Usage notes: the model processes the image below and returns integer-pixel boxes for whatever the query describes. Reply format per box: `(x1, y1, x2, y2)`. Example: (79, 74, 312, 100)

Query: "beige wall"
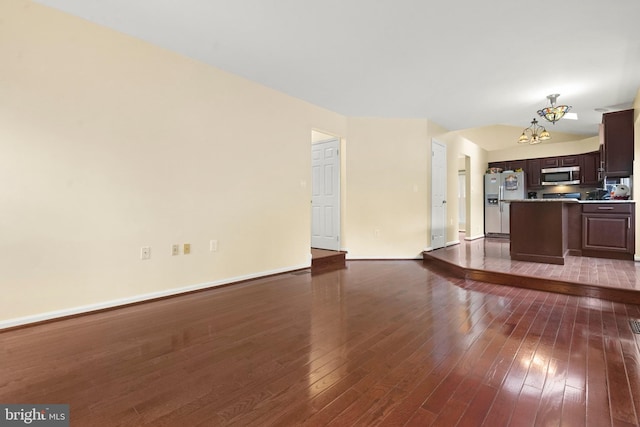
(344, 118, 430, 258)
(437, 133, 488, 242)
(2, 0, 457, 326)
(1, 0, 350, 324)
(2, 0, 635, 327)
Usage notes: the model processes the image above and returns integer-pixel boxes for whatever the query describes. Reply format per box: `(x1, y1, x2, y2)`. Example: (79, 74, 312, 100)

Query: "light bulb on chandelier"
(517, 118, 551, 145)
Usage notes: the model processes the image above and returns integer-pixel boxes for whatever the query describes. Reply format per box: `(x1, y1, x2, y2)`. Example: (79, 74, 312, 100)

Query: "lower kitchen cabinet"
(582, 203, 634, 259)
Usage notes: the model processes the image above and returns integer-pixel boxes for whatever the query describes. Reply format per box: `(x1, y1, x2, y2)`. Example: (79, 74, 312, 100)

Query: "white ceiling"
(34, 0, 640, 146)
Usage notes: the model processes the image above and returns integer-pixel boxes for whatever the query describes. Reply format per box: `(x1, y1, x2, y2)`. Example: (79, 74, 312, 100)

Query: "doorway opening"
(430, 139, 447, 250)
(311, 132, 341, 250)
(310, 130, 345, 273)
(458, 154, 470, 236)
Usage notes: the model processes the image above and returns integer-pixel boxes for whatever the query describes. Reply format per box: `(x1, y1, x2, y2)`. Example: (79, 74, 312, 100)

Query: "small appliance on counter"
(527, 191, 537, 199)
(604, 177, 632, 199)
(611, 184, 630, 199)
(586, 189, 609, 200)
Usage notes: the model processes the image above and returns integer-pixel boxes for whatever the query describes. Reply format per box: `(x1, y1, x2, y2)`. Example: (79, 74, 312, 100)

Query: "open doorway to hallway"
(458, 155, 468, 232)
(310, 130, 346, 272)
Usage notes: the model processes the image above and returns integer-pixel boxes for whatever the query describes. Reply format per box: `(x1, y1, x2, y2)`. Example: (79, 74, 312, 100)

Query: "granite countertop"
(508, 199, 634, 203)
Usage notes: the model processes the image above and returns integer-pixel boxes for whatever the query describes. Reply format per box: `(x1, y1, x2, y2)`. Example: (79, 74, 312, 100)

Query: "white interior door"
(431, 140, 447, 249)
(311, 139, 341, 250)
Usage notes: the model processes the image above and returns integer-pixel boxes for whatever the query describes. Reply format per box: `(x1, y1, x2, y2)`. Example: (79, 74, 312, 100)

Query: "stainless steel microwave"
(541, 166, 580, 186)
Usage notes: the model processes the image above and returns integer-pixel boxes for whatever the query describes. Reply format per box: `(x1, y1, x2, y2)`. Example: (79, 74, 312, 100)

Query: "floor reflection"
(429, 234, 640, 291)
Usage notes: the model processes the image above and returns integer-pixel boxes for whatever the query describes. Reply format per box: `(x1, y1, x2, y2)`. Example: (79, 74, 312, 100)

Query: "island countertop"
(509, 199, 635, 265)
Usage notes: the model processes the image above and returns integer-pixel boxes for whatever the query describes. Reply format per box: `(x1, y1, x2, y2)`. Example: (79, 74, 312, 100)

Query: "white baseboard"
(0, 263, 310, 330)
(464, 234, 485, 241)
(634, 255, 640, 262)
(423, 247, 433, 252)
(446, 240, 460, 247)
(346, 255, 424, 260)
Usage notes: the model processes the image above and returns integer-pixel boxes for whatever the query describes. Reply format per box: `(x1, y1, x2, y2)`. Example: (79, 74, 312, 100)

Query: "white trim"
(634, 255, 640, 262)
(446, 240, 460, 247)
(464, 234, 485, 241)
(0, 263, 310, 330)
(423, 247, 433, 252)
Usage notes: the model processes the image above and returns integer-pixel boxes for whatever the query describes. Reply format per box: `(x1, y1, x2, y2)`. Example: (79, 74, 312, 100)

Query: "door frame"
(430, 139, 447, 250)
(311, 135, 342, 251)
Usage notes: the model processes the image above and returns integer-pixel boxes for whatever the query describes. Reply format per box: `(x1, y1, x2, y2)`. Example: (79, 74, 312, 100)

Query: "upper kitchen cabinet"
(601, 109, 634, 178)
(487, 160, 526, 171)
(559, 155, 580, 167)
(506, 160, 527, 171)
(580, 151, 601, 186)
(526, 158, 542, 189)
(540, 157, 559, 168)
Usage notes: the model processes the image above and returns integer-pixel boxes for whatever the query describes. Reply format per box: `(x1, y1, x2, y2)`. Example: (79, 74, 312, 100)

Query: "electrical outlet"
(171, 244, 179, 256)
(183, 243, 191, 255)
(140, 246, 151, 260)
(210, 240, 218, 252)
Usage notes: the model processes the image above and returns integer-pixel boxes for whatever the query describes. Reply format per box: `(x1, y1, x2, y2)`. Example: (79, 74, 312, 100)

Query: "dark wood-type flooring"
(424, 236, 640, 304)
(311, 248, 346, 274)
(2, 260, 640, 426)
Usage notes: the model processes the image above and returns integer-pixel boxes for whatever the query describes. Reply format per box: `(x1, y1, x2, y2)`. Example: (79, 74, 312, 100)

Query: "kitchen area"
(485, 109, 635, 264)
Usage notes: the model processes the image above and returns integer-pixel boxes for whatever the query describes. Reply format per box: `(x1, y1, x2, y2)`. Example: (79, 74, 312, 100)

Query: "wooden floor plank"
(2, 260, 640, 426)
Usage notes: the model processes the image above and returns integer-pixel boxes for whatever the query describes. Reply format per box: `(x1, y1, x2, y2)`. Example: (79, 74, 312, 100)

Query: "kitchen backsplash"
(528, 186, 602, 200)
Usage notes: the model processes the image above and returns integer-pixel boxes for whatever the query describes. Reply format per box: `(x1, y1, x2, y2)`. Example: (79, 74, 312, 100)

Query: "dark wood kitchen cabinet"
(560, 155, 580, 167)
(506, 160, 526, 171)
(580, 151, 601, 186)
(487, 161, 506, 171)
(540, 157, 559, 168)
(601, 109, 634, 178)
(487, 160, 526, 171)
(582, 203, 634, 260)
(538, 155, 579, 169)
(526, 158, 542, 189)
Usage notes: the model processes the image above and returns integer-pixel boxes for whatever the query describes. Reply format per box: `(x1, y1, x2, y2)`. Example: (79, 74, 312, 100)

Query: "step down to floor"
(423, 250, 640, 305)
(311, 249, 347, 274)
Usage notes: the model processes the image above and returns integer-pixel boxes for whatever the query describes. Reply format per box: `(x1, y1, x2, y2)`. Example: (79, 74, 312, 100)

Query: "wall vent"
(629, 319, 640, 334)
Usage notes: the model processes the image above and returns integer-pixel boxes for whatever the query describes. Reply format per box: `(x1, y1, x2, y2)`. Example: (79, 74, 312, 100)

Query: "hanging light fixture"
(518, 118, 551, 144)
(537, 94, 571, 124)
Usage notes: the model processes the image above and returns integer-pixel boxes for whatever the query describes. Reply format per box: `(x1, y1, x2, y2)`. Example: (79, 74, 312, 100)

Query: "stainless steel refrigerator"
(484, 171, 526, 237)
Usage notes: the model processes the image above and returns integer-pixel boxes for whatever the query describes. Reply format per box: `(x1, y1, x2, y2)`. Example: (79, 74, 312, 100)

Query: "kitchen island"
(510, 199, 635, 264)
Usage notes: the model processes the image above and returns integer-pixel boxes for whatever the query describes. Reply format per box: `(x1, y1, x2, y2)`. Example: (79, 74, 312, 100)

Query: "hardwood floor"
(311, 248, 347, 274)
(2, 260, 640, 426)
(424, 236, 640, 304)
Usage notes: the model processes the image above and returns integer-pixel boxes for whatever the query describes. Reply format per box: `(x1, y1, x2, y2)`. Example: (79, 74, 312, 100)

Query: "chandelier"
(518, 118, 551, 144)
(537, 94, 571, 124)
